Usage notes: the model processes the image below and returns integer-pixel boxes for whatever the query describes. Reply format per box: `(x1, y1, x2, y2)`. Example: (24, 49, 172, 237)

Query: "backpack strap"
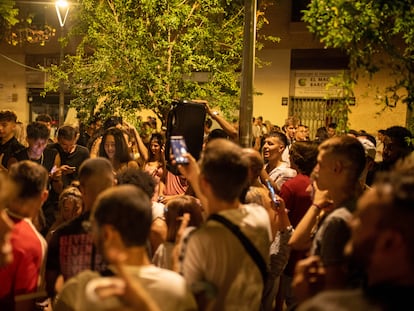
(208, 213, 268, 283)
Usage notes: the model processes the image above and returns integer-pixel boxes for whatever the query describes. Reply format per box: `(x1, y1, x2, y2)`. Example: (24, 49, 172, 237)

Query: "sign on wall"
(293, 70, 344, 97)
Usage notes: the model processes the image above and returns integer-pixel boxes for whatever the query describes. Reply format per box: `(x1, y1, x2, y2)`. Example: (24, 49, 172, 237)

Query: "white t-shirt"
(180, 204, 272, 311)
(54, 265, 197, 311)
(266, 161, 297, 191)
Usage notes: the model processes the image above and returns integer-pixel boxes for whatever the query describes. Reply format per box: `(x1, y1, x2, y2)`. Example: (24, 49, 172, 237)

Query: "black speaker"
(165, 100, 206, 175)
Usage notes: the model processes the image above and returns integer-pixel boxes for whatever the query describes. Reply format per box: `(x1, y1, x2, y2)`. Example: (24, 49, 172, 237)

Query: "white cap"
(358, 137, 376, 160)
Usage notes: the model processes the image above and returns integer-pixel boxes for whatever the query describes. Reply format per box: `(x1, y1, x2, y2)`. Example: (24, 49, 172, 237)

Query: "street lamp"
(55, 0, 70, 126)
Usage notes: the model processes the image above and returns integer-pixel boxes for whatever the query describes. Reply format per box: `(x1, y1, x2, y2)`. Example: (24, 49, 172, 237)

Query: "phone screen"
(265, 179, 280, 208)
(170, 136, 189, 165)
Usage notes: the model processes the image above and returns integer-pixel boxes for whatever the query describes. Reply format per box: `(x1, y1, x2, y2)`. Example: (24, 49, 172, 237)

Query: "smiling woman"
(99, 127, 138, 173)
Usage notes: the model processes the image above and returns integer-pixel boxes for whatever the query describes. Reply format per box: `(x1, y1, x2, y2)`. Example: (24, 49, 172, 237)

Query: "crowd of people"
(0, 106, 414, 311)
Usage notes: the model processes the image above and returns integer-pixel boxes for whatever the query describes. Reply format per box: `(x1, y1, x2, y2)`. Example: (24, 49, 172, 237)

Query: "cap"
(358, 137, 376, 160)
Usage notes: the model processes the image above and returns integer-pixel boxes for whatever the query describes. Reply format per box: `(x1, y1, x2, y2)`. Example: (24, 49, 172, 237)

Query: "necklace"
(27, 150, 44, 166)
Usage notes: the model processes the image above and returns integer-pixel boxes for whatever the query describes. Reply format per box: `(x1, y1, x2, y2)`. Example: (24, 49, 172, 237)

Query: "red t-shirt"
(0, 217, 47, 306)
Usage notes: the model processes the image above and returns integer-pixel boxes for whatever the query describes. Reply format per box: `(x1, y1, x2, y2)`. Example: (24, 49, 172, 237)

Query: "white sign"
(294, 70, 344, 97)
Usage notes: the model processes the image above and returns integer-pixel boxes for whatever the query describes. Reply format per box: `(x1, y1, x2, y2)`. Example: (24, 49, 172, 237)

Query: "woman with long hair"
(99, 127, 139, 172)
(144, 133, 166, 201)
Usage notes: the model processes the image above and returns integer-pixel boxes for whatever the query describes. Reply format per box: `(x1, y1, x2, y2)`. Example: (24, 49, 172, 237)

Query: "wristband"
(312, 203, 323, 210)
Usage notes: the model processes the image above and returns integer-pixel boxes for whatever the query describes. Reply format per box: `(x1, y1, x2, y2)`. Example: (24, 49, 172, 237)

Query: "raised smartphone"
(265, 179, 280, 208)
(170, 135, 190, 165)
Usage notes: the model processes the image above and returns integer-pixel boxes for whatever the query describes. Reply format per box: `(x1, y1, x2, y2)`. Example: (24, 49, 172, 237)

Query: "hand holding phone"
(265, 179, 280, 209)
(170, 136, 189, 165)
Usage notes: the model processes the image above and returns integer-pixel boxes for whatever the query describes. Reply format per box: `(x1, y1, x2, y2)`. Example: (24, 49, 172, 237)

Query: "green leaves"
(43, 0, 277, 124)
(304, 0, 414, 108)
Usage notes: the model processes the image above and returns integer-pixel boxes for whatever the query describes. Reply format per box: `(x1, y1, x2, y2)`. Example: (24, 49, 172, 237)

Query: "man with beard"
(293, 154, 414, 310)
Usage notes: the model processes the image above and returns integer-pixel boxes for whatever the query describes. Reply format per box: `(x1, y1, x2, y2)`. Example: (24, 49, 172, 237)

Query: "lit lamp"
(55, 0, 70, 126)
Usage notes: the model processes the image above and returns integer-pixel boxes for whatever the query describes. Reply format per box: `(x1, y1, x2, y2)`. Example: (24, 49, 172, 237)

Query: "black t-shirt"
(13, 147, 58, 172)
(46, 212, 107, 281)
(0, 136, 25, 168)
(47, 143, 90, 187)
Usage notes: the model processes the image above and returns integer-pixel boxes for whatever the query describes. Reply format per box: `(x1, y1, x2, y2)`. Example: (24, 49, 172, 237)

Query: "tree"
(44, 0, 277, 125)
(0, 0, 19, 41)
(303, 0, 414, 130)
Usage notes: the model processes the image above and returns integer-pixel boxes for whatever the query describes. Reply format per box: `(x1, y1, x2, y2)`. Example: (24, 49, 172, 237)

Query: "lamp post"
(55, 0, 70, 126)
(238, 0, 257, 147)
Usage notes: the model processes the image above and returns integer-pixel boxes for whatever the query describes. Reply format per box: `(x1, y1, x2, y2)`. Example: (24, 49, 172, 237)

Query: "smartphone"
(265, 179, 280, 208)
(170, 135, 189, 165)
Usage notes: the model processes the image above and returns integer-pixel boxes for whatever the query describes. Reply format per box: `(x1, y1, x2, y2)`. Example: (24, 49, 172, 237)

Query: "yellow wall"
(351, 70, 408, 134)
(254, 49, 291, 128)
(0, 53, 29, 124)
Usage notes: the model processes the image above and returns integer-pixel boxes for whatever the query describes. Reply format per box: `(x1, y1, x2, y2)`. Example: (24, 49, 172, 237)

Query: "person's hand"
(60, 164, 76, 175)
(292, 255, 325, 303)
(173, 153, 200, 185)
(50, 165, 63, 180)
(308, 181, 334, 212)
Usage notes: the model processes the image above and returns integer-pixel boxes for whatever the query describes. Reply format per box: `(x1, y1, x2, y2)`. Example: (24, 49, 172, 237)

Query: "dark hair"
(363, 133, 377, 147)
(205, 118, 213, 129)
(103, 116, 122, 130)
(8, 160, 49, 199)
(206, 128, 229, 142)
(315, 126, 329, 143)
(328, 122, 337, 129)
(347, 129, 360, 137)
(319, 135, 366, 183)
(26, 122, 50, 140)
(290, 141, 319, 176)
(99, 127, 131, 164)
(57, 125, 78, 140)
(35, 113, 52, 124)
(116, 167, 156, 198)
(384, 126, 413, 150)
(0, 110, 17, 122)
(200, 139, 249, 202)
(267, 131, 288, 147)
(164, 195, 203, 242)
(147, 133, 166, 170)
(93, 185, 152, 246)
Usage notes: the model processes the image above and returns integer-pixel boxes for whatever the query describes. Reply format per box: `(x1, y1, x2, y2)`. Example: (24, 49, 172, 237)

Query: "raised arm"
(176, 153, 208, 214)
(124, 121, 149, 162)
(193, 100, 238, 141)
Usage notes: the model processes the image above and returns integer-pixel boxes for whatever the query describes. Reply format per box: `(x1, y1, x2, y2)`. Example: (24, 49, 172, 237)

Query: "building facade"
(0, 0, 409, 138)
